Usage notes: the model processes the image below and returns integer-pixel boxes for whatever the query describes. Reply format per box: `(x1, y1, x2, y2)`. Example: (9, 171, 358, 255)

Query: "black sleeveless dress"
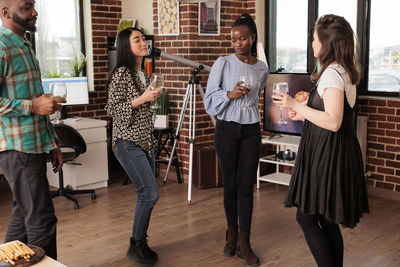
(284, 83, 369, 228)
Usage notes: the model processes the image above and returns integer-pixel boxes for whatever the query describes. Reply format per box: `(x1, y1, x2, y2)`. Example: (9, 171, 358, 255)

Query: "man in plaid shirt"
(0, 0, 65, 259)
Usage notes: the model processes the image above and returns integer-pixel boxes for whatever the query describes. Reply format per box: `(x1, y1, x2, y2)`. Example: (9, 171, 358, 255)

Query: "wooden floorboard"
(0, 171, 399, 267)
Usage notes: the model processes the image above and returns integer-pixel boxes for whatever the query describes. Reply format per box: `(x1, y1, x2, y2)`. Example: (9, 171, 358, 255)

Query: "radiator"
(357, 115, 368, 172)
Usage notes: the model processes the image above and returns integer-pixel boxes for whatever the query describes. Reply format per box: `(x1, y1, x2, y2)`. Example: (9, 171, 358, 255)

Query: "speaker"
(277, 149, 296, 161)
(192, 144, 222, 189)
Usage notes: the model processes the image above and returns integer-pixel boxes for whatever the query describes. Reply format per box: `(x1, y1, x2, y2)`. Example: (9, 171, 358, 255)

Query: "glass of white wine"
(150, 73, 164, 110)
(50, 82, 67, 124)
(272, 82, 289, 125)
(240, 75, 253, 109)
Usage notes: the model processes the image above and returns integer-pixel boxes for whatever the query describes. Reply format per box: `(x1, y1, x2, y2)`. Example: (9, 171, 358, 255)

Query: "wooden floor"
(0, 171, 399, 267)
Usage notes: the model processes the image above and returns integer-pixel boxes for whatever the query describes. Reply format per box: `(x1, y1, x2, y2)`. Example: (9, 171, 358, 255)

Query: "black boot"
(144, 241, 158, 261)
(237, 233, 260, 266)
(223, 225, 238, 256)
(126, 239, 155, 266)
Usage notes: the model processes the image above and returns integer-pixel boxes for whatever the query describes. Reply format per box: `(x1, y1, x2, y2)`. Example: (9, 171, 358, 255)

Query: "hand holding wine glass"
(239, 75, 253, 109)
(272, 82, 289, 124)
(150, 73, 164, 109)
(50, 82, 67, 124)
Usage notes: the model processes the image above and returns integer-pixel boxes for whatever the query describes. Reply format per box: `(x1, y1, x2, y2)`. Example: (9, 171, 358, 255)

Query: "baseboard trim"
(368, 186, 400, 202)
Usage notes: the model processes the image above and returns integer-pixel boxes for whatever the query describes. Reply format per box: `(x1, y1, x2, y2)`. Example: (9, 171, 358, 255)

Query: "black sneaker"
(144, 242, 158, 261)
(126, 240, 154, 266)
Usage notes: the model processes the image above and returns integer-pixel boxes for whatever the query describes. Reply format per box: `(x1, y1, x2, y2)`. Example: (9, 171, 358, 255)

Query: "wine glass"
(150, 73, 164, 110)
(50, 82, 67, 124)
(272, 82, 289, 125)
(240, 75, 253, 109)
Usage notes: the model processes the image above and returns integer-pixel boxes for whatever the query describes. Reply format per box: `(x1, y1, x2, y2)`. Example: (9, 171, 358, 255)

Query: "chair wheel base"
(91, 193, 97, 200)
(73, 203, 79, 210)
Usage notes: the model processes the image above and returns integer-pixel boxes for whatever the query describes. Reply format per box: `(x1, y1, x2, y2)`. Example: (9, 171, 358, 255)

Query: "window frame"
(265, 0, 399, 97)
(78, 0, 86, 76)
(33, 0, 86, 77)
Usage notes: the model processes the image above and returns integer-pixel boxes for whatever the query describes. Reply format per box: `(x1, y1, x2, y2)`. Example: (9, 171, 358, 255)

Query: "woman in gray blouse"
(204, 14, 269, 266)
(105, 28, 161, 266)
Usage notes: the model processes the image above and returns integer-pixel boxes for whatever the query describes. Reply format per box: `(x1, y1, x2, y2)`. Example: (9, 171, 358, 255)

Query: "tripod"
(163, 66, 215, 204)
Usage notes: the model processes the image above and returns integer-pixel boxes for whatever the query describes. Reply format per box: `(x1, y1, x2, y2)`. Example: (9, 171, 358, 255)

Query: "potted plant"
(154, 90, 169, 129)
(71, 55, 86, 77)
(43, 69, 64, 78)
(41, 53, 89, 107)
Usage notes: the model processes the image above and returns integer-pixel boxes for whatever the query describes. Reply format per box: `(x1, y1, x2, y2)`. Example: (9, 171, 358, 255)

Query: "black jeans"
(0, 151, 58, 259)
(214, 120, 261, 234)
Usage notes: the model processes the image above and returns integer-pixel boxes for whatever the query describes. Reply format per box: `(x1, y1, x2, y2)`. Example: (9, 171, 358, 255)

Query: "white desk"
(47, 117, 109, 190)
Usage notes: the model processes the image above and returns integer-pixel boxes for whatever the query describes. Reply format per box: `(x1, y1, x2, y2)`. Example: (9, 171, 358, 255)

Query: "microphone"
(148, 46, 211, 73)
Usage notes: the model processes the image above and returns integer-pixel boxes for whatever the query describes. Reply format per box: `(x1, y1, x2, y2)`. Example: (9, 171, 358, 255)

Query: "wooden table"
(0, 242, 66, 267)
(31, 256, 66, 267)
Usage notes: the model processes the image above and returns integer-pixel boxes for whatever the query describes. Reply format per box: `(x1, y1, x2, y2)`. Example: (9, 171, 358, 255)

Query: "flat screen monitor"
(42, 77, 89, 105)
(264, 73, 316, 136)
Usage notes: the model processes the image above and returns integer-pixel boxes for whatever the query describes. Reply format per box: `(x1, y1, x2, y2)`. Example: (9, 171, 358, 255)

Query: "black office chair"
(48, 123, 96, 209)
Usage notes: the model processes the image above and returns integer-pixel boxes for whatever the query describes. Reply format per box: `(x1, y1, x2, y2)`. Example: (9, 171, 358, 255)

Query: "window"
(266, 0, 400, 95)
(367, 0, 400, 93)
(318, 0, 357, 32)
(35, 0, 84, 78)
(267, 0, 308, 73)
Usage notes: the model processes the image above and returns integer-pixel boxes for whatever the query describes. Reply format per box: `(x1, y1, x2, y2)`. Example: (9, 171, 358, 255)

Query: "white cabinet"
(47, 117, 109, 190)
(257, 136, 300, 188)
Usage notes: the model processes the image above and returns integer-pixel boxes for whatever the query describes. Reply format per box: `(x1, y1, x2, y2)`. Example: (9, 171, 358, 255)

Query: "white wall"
(255, 0, 265, 47)
(121, 0, 154, 35)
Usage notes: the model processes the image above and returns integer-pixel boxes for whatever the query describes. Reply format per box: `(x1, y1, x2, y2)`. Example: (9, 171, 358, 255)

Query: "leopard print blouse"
(105, 66, 157, 156)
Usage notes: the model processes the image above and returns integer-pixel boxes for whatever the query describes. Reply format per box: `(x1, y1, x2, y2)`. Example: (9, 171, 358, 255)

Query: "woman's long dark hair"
(114, 27, 144, 72)
(312, 14, 361, 85)
(106, 27, 144, 88)
(232, 13, 258, 58)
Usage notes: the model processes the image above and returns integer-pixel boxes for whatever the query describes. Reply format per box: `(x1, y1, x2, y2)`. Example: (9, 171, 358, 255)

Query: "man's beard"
(12, 13, 36, 32)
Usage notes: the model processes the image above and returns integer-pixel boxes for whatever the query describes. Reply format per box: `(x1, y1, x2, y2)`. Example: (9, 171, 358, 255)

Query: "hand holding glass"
(239, 75, 253, 109)
(272, 82, 289, 125)
(150, 73, 164, 110)
(50, 82, 67, 124)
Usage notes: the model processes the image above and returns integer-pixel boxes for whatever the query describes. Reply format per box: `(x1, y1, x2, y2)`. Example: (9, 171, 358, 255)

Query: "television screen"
(42, 77, 89, 105)
(263, 73, 315, 136)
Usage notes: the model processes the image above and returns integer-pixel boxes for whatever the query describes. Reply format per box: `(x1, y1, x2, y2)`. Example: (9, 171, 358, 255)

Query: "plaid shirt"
(0, 26, 57, 153)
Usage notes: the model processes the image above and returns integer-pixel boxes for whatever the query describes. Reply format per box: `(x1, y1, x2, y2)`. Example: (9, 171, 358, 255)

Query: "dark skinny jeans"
(214, 119, 261, 234)
(113, 139, 159, 242)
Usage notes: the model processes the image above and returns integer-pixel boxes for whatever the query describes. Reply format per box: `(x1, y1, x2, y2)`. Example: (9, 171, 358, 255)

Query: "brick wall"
(153, 0, 256, 172)
(67, 0, 399, 193)
(359, 97, 400, 193)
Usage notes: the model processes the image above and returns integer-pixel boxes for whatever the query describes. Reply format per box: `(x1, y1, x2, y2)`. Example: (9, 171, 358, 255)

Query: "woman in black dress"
(272, 14, 369, 267)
